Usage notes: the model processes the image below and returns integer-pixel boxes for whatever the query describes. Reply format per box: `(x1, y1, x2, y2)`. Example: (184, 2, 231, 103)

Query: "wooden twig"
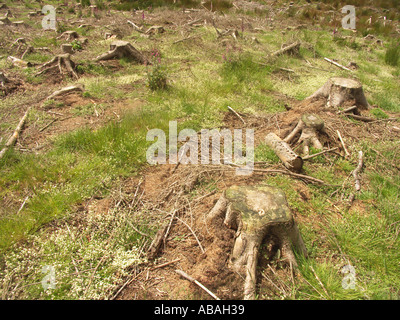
(151, 258, 181, 270)
(302, 147, 338, 160)
(39, 118, 57, 132)
(0, 107, 30, 160)
(45, 84, 85, 101)
(174, 216, 205, 254)
(352, 151, 363, 192)
(175, 269, 220, 300)
(271, 41, 300, 57)
(337, 105, 357, 114)
(227, 106, 246, 124)
(16, 196, 29, 214)
(324, 57, 353, 72)
(337, 130, 350, 158)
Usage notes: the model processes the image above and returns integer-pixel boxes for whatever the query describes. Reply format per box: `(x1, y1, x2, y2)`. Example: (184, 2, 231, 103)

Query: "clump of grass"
(370, 107, 389, 119)
(384, 43, 400, 67)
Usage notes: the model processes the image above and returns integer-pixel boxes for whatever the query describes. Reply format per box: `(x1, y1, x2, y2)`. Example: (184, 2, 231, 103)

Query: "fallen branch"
(227, 106, 246, 124)
(175, 269, 220, 300)
(337, 105, 357, 114)
(0, 107, 30, 159)
(271, 41, 300, 57)
(324, 57, 353, 72)
(127, 20, 144, 33)
(45, 84, 85, 101)
(337, 130, 350, 158)
(352, 150, 363, 192)
(151, 258, 181, 270)
(302, 147, 338, 160)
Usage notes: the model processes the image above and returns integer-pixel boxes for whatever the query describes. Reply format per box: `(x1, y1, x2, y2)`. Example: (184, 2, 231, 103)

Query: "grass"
(1, 1, 400, 300)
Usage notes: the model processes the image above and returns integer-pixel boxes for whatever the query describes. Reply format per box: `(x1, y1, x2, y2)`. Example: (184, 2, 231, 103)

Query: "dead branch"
(227, 106, 246, 125)
(0, 107, 31, 159)
(45, 83, 85, 101)
(352, 151, 363, 192)
(324, 57, 353, 72)
(151, 258, 181, 270)
(271, 41, 300, 57)
(302, 147, 338, 160)
(175, 269, 220, 300)
(127, 20, 144, 33)
(337, 130, 350, 158)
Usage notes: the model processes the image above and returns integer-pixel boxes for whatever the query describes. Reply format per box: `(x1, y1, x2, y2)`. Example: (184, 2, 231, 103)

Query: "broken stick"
(0, 107, 31, 159)
(175, 269, 220, 300)
(227, 106, 246, 124)
(324, 57, 353, 72)
(337, 130, 350, 158)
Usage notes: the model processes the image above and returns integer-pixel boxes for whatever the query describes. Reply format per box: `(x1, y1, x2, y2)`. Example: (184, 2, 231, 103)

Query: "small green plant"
(146, 49, 168, 91)
(71, 40, 83, 51)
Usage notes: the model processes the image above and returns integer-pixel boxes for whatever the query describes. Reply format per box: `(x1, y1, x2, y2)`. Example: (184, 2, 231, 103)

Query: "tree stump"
(94, 40, 147, 64)
(284, 114, 325, 156)
(307, 77, 370, 112)
(56, 31, 79, 41)
(207, 185, 307, 300)
(61, 44, 74, 54)
(36, 53, 78, 79)
(265, 132, 303, 172)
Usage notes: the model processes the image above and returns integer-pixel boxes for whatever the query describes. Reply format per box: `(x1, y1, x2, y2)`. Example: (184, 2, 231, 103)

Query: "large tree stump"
(284, 114, 325, 156)
(36, 53, 78, 79)
(306, 77, 370, 111)
(94, 40, 147, 64)
(265, 132, 303, 172)
(207, 185, 307, 300)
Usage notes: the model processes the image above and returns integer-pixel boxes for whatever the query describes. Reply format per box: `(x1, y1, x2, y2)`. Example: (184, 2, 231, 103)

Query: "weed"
(146, 49, 168, 91)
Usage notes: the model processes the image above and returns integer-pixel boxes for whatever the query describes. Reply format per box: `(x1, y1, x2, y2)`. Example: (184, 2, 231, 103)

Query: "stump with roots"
(56, 31, 79, 41)
(207, 185, 307, 300)
(94, 40, 147, 64)
(36, 53, 78, 79)
(284, 114, 325, 156)
(306, 77, 370, 112)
